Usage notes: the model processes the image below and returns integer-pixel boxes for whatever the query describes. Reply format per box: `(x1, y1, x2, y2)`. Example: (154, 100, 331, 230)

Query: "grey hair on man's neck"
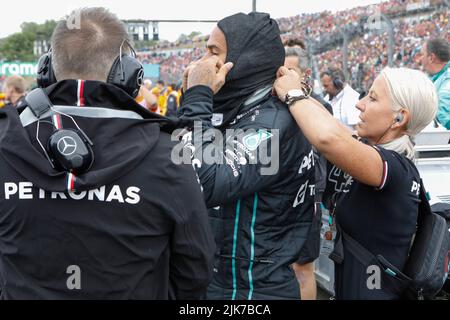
(285, 47, 310, 71)
(51, 7, 131, 82)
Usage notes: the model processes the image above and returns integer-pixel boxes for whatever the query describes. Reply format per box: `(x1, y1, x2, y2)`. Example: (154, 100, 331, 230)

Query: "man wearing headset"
(0, 7, 215, 299)
(320, 68, 360, 131)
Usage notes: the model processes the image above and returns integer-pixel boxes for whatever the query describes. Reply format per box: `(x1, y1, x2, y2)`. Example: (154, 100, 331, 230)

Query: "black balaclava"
(213, 12, 285, 127)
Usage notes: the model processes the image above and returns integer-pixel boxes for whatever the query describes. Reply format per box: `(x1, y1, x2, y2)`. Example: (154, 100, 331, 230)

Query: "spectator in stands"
(156, 80, 165, 92)
(165, 83, 179, 118)
(321, 68, 361, 130)
(419, 38, 450, 129)
(153, 80, 167, 115)
(143, 79, 152, 90)
(136, 85, 158, 111)
(3, 75, 27, 108)
(0, 92, 6, 108)
(284, 42, 333, 300)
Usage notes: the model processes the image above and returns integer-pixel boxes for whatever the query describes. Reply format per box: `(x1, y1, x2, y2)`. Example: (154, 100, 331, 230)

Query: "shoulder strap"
(337, 224, 376, 267)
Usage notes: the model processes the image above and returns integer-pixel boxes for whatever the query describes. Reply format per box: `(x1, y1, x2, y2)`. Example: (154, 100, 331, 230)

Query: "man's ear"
(429, 52, 437, 64)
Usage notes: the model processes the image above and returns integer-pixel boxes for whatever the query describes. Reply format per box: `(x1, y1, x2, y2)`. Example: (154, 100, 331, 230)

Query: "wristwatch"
(285, 89, 308, 107)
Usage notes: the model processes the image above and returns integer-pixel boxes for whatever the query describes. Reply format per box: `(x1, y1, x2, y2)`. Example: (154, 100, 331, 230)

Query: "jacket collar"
(430, 61, 450, 82)
(43, 79, 160, 120)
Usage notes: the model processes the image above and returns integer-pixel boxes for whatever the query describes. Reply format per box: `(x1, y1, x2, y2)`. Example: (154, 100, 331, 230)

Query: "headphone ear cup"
(333, 75, 344, 90)
(107, 55, 123, 84)
(107, 54, 143, 98)
(333, 79, 342, 90)
(47, 129, 94, 173)
(37, 53, 57, 88)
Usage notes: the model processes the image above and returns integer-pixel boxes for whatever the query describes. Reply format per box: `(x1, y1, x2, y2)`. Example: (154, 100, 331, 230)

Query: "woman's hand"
(273, 66, 307, 102)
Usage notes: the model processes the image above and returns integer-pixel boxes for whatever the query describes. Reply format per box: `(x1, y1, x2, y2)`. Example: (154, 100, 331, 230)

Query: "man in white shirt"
(321, 68, 360, 130)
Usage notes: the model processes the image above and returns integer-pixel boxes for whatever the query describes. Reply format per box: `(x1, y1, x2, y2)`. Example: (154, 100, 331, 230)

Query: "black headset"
(36, 50, 57, 89)
(25, 88, 94, 174)
(37, 40, 144, 98)
(324, 68, 345, 91)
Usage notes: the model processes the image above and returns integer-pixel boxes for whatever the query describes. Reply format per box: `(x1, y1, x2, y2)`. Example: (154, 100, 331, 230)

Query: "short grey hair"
(51, 7, 131, 82)
(426, 38, 450, 63)
(285, 47, 310, 72)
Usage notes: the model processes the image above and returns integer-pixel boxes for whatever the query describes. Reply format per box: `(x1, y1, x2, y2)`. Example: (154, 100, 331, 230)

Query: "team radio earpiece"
(375, 112, 404, 145)
(36, 40, 144, 98)
(395, 113, 404, 123)
(25, 88, 94, 174)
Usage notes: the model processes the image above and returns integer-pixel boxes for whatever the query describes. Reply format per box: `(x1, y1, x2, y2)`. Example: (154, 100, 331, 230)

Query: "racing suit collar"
(228, 85, 273, 126)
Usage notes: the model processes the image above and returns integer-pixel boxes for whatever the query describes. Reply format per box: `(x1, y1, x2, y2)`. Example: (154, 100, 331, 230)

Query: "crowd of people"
(140, 0, 448, 92)
(316, 9, 449, 92)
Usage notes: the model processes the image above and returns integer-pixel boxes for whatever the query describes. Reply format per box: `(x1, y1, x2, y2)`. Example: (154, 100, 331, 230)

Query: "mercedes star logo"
(57, 136, 78, 156)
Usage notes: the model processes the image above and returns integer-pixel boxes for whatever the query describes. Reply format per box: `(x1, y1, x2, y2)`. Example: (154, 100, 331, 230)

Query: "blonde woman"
(273, 67, 438, 299)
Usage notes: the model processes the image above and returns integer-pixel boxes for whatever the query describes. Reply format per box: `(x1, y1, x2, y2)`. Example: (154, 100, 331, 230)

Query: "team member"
(0, 7, 214, 299)
(321, 68, 360, 130)
(273, 66, 437, 299)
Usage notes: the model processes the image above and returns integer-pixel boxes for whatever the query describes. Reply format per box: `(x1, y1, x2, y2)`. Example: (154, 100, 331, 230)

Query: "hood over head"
(213, 12, 285, 127)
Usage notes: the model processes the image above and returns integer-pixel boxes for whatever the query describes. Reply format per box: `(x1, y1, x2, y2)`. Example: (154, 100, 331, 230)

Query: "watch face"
(287, 89, 304, 97)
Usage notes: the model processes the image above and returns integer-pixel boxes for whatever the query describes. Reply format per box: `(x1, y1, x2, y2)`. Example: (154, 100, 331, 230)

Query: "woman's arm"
(274, 67, 384, 187)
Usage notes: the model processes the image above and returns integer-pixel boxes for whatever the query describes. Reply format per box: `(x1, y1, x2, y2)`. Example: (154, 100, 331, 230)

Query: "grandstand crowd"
(1, 0, 448, 116)
(137, 0, 448, 93)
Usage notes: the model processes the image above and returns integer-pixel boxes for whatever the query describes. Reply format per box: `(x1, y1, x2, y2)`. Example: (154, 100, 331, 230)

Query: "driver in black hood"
(212, 12, 285, 127)
(179, 12, 316, 300)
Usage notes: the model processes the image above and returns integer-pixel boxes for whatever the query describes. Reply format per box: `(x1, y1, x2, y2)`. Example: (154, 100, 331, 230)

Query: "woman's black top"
(325, 146, 420, 299)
